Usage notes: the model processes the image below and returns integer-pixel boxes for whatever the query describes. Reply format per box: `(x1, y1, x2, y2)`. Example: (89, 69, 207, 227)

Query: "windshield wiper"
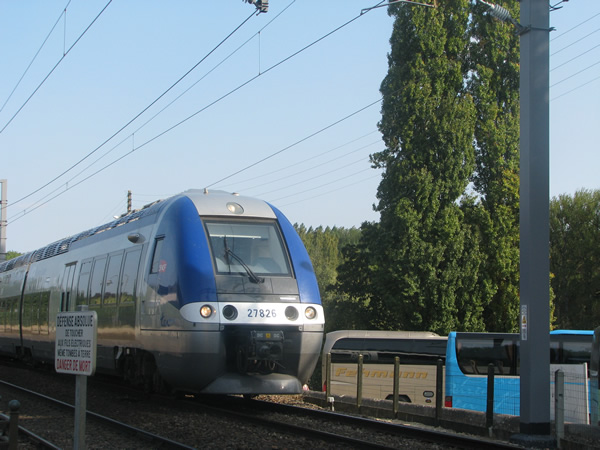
(223, 237, 264, 284)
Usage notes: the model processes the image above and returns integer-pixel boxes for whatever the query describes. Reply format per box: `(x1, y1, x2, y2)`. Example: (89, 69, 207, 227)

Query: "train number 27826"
(247, 308, 276, 318)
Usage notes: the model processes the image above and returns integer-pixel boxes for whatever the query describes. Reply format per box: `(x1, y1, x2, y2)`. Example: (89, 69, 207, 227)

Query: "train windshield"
(205, 221, 291, 277)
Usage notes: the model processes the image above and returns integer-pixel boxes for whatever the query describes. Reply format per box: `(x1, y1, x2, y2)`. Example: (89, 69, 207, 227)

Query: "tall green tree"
(465, 0, 521, 332)
(295, 224, 366, 331)
(550, 189, 600, 329)
(337, 0, 485, 334)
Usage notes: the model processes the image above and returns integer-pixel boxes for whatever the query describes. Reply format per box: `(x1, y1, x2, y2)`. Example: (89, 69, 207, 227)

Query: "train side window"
(150, 238, 164, 274)
(89, 257, 107, 306)
(76, 260, 92, 306)
(103, 252, 123, 306)
(120, 248, 141, 304)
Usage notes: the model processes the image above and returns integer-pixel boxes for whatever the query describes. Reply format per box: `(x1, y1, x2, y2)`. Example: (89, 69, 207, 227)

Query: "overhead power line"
(551, 74, 600, 101)
(551, 11, 600, 42)
(233, 139, 381, 192)
(277, 172, 381, 210)
(0, 0, 113, 135)
(551, 27, 600, 56)
(205, 99, 382, 188)
(7, 8, 258, 212)
(550, 59, 600, 88)
(7, 2, 381, 225)
(0, 0, 73, 115)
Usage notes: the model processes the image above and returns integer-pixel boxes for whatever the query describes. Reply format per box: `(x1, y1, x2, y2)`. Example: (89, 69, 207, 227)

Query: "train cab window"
(205, 221, 291, 277)
(89, 257, 107, 306)
(151, 238, 164, 274)
(103, 252, 123, 306)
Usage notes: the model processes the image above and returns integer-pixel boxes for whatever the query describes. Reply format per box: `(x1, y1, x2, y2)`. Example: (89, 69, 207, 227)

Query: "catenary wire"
(268, 167, 374, 203)
(0, 0, 72, 115)
(0, 0, 113, 135)
(551, 27, 600, 56)
(11, 2, 382, 224)
(551, 74, 600, 101)
(7, 94, 381, 227)
(551, 11, 600, 42)
(205, 99, 381, 188)
(236, 142, 382, 193)
(550, 42, 600, 72)
(255, 155, 378, 198)
(7, 1, 384, 225)
(110, 0, 298, 162)
(277, 173, 381, 210)
(217, 130, 380, 189)
(6, 8, 258, 211)
(550, 59, 600, 88)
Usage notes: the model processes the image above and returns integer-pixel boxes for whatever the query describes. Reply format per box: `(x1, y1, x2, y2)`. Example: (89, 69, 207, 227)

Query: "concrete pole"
(518, 0, 551, 439)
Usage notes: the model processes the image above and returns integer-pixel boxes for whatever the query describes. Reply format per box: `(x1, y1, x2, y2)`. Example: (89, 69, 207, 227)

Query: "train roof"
(184, 189, 276, 218)
(0, 189, 276, 274)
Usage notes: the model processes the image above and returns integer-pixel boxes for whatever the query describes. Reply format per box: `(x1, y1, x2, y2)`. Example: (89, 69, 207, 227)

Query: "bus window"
(455, 336, 519, 375)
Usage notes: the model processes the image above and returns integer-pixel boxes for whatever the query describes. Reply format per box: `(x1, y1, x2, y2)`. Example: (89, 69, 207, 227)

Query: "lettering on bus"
(335, 367, 428, 379)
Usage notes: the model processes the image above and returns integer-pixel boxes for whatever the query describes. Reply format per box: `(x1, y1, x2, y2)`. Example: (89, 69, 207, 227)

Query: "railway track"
(0, 362, 524, 449)
(0, 377, 194, 449)
(195, 395, 524, 450)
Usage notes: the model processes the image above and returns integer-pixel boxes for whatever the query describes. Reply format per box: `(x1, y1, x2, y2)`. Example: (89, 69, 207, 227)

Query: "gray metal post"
(326, 353, 334, 411)
(74, 374, 87, 450)
(357, 354, 363, 411)
(393, 356, 399, 417)
(486, 363, 495, 433)
(518, 0, 551, 438)
(0, 179, 6, 262)
(436, 358, 443, 425)
(8, 400, 19, 450)
(555, 370, 565, 448)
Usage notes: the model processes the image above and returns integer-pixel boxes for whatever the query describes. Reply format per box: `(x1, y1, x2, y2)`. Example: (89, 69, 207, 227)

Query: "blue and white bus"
(444, 330, 593, 416)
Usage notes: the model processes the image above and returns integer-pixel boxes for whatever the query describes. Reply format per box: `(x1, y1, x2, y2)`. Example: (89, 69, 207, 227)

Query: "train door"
(60, 263, 77, 312)
(142, 237, 164, 327)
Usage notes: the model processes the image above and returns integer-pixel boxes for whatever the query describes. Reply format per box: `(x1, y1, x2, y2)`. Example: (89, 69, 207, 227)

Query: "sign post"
(55, 309, 97, 449)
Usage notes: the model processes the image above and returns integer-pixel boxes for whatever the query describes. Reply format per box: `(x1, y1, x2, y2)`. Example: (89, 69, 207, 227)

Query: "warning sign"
(520, 305, 528, 341)
(55, 311, 97, 376)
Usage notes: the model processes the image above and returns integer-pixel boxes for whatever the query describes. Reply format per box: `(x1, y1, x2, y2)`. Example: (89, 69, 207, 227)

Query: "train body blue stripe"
(270, 205, 321, 305)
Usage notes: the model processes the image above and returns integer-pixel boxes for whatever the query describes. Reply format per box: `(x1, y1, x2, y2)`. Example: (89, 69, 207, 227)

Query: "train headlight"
(304, 306, 317, 320)
(222, 305, 238, 320)
(226, 202, 244, 214)
(200, 305, 214, 319)
(285, 306, 299, 321)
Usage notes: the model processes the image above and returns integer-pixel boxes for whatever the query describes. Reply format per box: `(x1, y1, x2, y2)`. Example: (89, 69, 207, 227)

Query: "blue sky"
(1, 1, 598, 253)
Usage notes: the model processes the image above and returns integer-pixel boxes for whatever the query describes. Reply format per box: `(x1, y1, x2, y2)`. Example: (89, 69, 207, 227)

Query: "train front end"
(157, 190, 324, 395)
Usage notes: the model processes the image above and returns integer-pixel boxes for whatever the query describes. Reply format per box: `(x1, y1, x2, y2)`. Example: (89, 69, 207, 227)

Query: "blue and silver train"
(0, 189, 324, 394)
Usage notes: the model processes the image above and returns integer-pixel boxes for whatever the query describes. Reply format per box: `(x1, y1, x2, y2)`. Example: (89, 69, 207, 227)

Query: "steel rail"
(0, 379, 194, 449)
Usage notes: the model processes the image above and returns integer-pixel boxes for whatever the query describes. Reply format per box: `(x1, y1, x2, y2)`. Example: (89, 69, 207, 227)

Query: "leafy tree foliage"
(465, 0, 521, 332)
(294, 224, 364, 332)
(5, 251, 20, 260)
(550, 189, 600, 329)
(336, 1, 486, 334)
